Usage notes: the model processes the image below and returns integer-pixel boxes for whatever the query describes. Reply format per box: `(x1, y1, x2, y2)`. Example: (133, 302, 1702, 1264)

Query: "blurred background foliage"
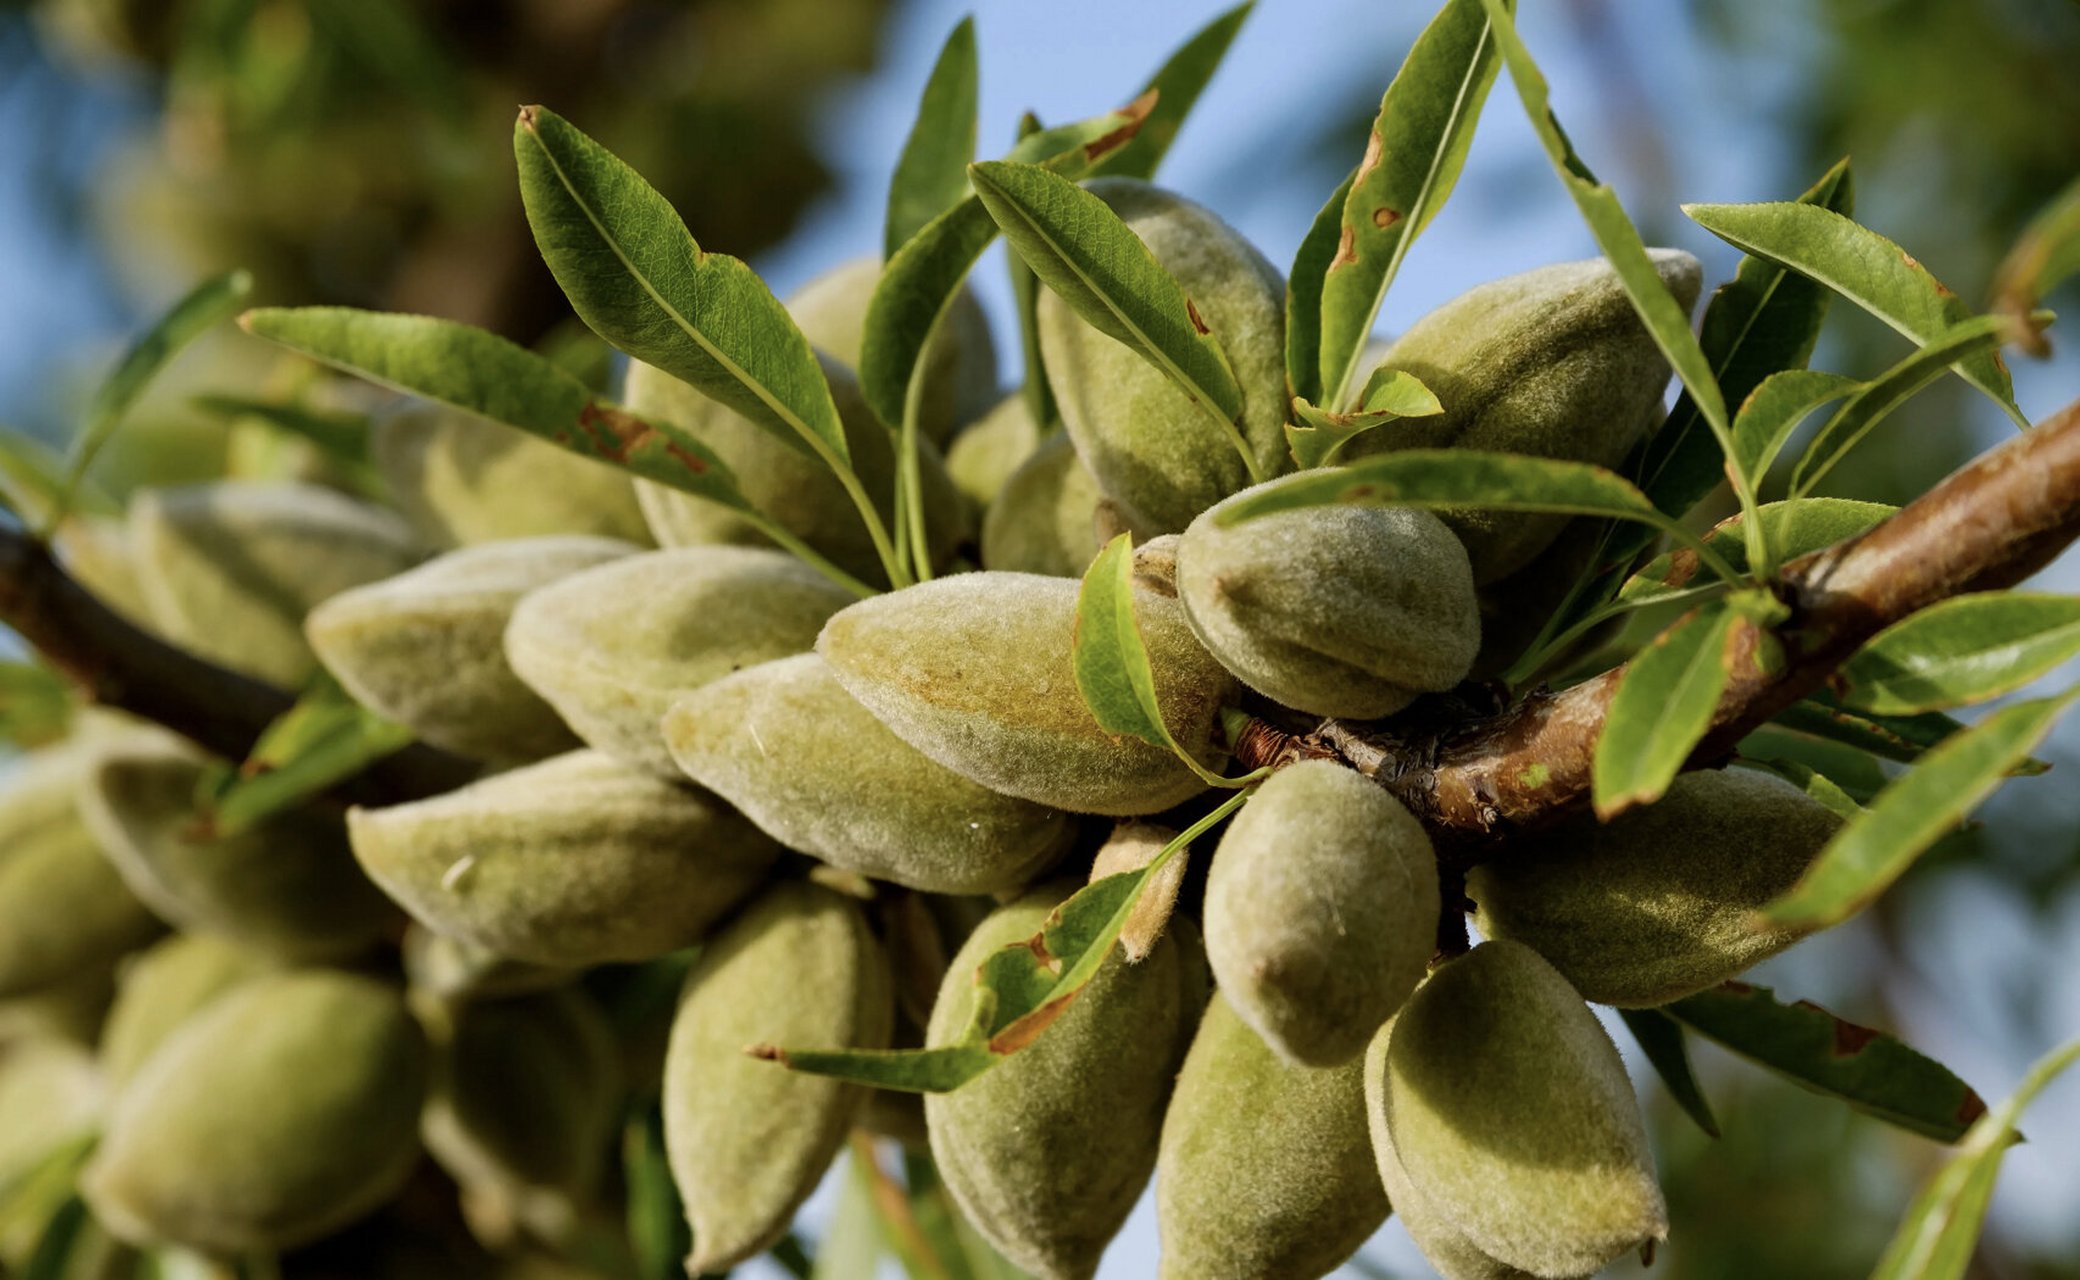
(0, 0, 2077, 1276)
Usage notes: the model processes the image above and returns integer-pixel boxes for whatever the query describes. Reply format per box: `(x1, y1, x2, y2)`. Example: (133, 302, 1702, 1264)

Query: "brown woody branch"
(0, 526, 477, 806)
(1237, 395, 2080, 854)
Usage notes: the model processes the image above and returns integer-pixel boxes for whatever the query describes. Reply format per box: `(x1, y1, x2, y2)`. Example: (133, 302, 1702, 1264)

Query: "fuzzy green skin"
(817, 572, 1236, 816)
(1156, 992, 1386, 1280)
(83, 972, 427, 1255)
(77, 737, 399, 962)
(1090, 821, 1185, 963)
(0, 747, 161, 998)
(1470, 768, 1845, 1007)
(372, 406, 654, 550)
(1204, 760, 1439, 1067)
(662, 653, 1074, 894)
(1347, 251, 1702, 583)
(423, 987, 621, 1206)
(926, 884, 1199, 1280)
(99, 933, 276, 1088)
(504, 545, 855, 778)
(1178, 493, 1481, 718)
(400, 926, 570, 1003)
(129, 481, 422, 687)
(346, 750, 780, 967)
(1039, 177, 1289, 534)
(979, 429, 1105, 577)
(1379, 941, 1666, 1278)
(0, 1039, 103, 1196)
(785, 256, 999, 446)
(1363, 1022, 1540, 1280)
(947, 393, 1045, 508)
(308, 536, 637, 762)
(626, 355, 969, 585)
(664, 880, 893, 1272)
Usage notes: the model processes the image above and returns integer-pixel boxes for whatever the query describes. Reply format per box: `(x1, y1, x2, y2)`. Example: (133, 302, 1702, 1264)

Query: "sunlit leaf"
(885, 17, 979, 260)
(1592, 601, 1743, 818)
(1104, 1, 1254, 182)
(1838, 592, 2080, 715)
(1727, 369, 1859, 494)
(1283, 370, 1441, 470)
(199, 673, 415, 836)
(1286, 167, 1356, 408)
(1618, 498, 1895, 603)
(1738, 756, 1868, 821)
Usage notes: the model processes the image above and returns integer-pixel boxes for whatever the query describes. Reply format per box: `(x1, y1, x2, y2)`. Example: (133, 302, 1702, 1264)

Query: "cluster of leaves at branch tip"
(925, 881, 1204, 1280)
(662, 653, 1075, 895)
(664, 880, 892, 1273)
(1367, 941, 1668, 1279)
(1156, 991, 1387, 1280)
(979, 429, 1108, 577)
(817, 570, 1237, 815)
(1178, 489, 1480, 717)
(344, 750, 780, 968)
(1470, 767, 1846, 1006)
(1207, 760, 1441, 1065)
(305, 535, 639, 762)
(81, 971, 428, 1256)
(1039, 178, 1291, 533)
(97, 932, 276, 1087)
(502, 545, 857, 778)
(1349, 251, 1702, 583)
(946, 391, 1047, 507)
(79, 732, 402, 961)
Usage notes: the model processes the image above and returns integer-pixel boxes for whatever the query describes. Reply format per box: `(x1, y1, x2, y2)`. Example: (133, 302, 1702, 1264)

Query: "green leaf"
(1838, 592, 2080, 716)
(1728, 369, 1860, 494)
(513, 106, 851, 468)
(623, 1105, 691, 1280)
(0, 659, 74, 748)
(1618, 1007, 1720, 1139)
(0, 429, 119, 526)
(1592, 601, 1744, 818)
(1682, 200, 2028, 428)
(1790, 315, 2020, 497)
(1284, 370, 1442, 469)
(1871, 1037, 2080, 1280)
(759, 793, 1249, 1093)
(810, 1154, 884, 1280)
(1285, 167, 1357, 407)
(198, 673, 415, 837)
(1738, 757, 1869, 821)
(1104, 1, 1254, 182)
(1990, 172, 2080, 356)
(21, 1196, 88, 1280)
(1072, 533, 1178, 752)
(1735, 726, 1889, 804)
(190, 393, 373, 465)
(885, 17, 979, 260)
(1668, 982, 1989, 1144)
(1618, 498, 1895, 602)
(1009, 113, 1058, 434)
(50, 269, 253, 532)
(900, 1152, 1028, 1280)
(1756, 688, 2080, 931)
(1316, 0, 1507, 406)
(970, 160, 1254, 475)
(861, 97, 1154, 432)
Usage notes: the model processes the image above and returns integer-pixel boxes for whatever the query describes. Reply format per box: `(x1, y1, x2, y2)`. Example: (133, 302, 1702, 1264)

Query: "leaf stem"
(739, 511, 880, 599)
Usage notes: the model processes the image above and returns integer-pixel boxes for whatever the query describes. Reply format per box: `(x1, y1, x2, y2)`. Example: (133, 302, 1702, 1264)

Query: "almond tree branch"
(0, 526, 478, 805)
(1236, 395, 2080, 854)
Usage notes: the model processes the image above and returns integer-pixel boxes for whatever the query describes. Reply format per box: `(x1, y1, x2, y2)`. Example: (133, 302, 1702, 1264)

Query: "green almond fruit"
(99, 932, 276, 1088)
(1205, 760, 1438, 1066)
(662, 653, 1074, 894)
(373, 405, 654, 549)
(1130, 533, 1180, 597)
(626, 354, 969, 585)
(925, 882, 1200, 1280)
(1375, 940, 1666, 1277)
(1156, 992, 1387, 1280)
(946, 393, 1046, 508)
(402, 926, 572, 1003)
(1089, 820, 1184, 963)
(0, 1037, 103, 1194)
(1470, 768, 1845, 1007)
(0, 747, 162, 998)
(505, 545, 856, 777)
(308, 536, 639, 762)
(78, 737, 400, 962)
(1038, 177, 1289, 534)
(129, 481, 422, 687)
(82, 971, 427, 1255)
(347, 750, 779, 967)
(818, 571, 1236, 816)
(1346, 251, 1702, 583)
(1178, 491, 1481, 718)
(665, 880, 892, 1271)
(979, 429, 1106, 577)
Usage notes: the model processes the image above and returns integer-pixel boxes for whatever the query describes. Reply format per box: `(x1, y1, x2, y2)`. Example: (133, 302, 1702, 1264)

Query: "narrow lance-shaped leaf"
(1684, 199, 2029, 428)
(1316, 0, 1507, 406)
(1284, 368, 1442, 469)
(1757, 687, 2080, 931)
(1769, 695, 2048, 777)
(1668, 982, 1989, 1144)
(1989, 172, 2080, 356)
(1618, 1008, 1720, 1140)
(1104, 0, 1254, 182)
(1618, 498, 1895, 604)
(1727, 369, 1860, 495)
(1286, 166, 1357, 407)
(199, 672, 415, 836)
(1871, 1037, 2080, 1280)
(0, 429, 119, 527)
(622, 1106, 690, 1280)
(884, 16, 979, 260)
(1791, 315, 2029, 496)
(1736, 727, 1890, 803)
(1740, 757, 1868, 822)
(1838, 592, 2080, 716)
(49, 269, 252, 532)
(1592, 600, 1746, 819)
(1008, 112, 1058, 432)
